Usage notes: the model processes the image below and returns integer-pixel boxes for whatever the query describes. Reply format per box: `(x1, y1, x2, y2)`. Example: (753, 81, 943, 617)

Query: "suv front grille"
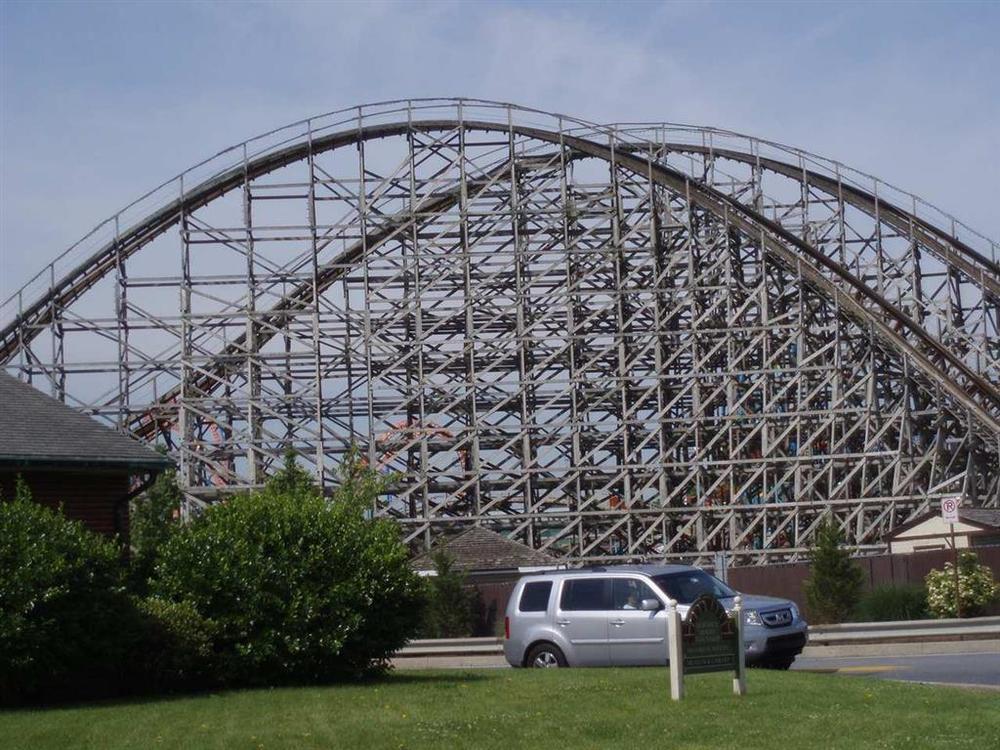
(761, 608, 793, 628)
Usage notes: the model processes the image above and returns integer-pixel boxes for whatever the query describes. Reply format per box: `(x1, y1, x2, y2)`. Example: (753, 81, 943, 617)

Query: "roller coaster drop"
(2, 99, 998, 564)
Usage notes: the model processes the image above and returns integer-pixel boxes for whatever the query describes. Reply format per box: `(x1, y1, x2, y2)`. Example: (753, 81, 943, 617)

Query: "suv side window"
(560, 578, 611, 611)
(519, 581, 553, 612)
(612, 578, 659, 610)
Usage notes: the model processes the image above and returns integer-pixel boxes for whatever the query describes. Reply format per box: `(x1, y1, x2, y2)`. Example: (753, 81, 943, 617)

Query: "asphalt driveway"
(792, 651, 1000, 688)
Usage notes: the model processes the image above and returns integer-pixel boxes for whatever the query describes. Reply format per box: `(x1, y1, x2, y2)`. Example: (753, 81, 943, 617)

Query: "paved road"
(792, 651, 1000, 688)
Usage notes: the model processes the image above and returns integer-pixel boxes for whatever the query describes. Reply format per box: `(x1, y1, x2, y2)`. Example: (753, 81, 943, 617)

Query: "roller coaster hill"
(2, 99, 997, 566)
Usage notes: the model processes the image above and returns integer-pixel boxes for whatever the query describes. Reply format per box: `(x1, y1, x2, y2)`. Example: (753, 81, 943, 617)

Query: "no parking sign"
(940, 496, 960, 524)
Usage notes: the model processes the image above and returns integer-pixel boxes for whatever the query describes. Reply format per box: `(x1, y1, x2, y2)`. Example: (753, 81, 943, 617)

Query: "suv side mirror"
(640, 598, 662, 611)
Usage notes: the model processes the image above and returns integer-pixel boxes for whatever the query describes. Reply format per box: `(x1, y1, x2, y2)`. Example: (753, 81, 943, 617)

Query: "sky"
(1, 0, 998, 304)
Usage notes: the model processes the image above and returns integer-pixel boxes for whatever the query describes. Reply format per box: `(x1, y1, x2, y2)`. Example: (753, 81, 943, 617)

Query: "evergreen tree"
(422, 549, 476, 638)
(267, 449, 317, 495)
(803, 516, 864, 623)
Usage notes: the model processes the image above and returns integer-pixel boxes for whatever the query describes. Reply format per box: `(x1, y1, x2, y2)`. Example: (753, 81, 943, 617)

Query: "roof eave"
(0, 455, 174, 472)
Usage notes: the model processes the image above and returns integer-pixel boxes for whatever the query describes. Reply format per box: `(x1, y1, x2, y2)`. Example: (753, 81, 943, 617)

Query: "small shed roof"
(956, 508, 1000, 529)
(886, 507, 1000, 538)
(411, 526, 560, 573)
(0, 373, 172, 471)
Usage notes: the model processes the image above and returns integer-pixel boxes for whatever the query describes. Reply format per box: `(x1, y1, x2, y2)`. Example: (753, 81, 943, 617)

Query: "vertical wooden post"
(733, 595, 747, 696)
(950, 523, 962, 618)
(667, 597, 683, 701)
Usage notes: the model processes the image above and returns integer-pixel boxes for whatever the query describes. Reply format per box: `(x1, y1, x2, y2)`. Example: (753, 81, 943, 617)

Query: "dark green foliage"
(0, 479, 133, 703)
(151, 451, 425, 686)
(803, 517, 865, 623)
(3, 452, 427, 702)
(127, 597, 217, 692)
(267, 448, 318, 495)
(129, 469, 182, 593)
(854, 584, 929, 622)
(420, 550, 477, 638)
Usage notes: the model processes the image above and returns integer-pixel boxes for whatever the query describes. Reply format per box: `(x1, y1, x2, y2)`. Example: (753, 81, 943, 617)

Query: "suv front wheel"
(526, 643, 567, 668)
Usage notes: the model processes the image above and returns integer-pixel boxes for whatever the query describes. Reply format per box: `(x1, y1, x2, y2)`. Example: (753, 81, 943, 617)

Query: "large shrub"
(854, 584, 929, 622)
(420, 550, 477, 638)
(129, 468, 182, 593)
(151, 452, 425, 686)
(127, 597, 217, 693)
(803, 517, 864, 623)
(0, 479, 133, 703)
(925, 551, 999, 619)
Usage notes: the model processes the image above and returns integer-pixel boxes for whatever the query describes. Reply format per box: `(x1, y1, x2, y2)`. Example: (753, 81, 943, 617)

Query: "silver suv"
(503, 564, 807, 669)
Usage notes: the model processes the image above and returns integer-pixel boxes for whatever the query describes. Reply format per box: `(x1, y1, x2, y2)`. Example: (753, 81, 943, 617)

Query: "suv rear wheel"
(526, 643, 567, 668)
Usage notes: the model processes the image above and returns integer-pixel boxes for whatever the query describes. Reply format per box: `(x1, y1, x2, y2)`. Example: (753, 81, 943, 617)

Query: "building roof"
(886, 506, 1000, 538)
(411, 526, 560, 572)
(0, 372, 172, 471)
(957, 508, 1000, 529)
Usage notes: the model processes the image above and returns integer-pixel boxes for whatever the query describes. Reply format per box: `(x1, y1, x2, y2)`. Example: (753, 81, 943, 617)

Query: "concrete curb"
(402, 637, 503, 657)
(807, 617, 1000, 648)
(810, 616, 1000, 633)
(394, 655, 508, 670)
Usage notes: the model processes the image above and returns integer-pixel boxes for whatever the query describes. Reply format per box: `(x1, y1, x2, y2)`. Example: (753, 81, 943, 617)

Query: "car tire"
(526, 643, 567, 668)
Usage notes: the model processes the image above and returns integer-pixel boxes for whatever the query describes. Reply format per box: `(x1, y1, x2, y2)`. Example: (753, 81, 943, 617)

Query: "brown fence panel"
(727, 563, 811, 614)
(468, 580, 517, 636)
(726, 545, 1000, 621)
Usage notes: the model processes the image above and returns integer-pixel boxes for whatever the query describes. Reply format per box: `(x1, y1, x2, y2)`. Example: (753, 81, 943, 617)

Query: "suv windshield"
(652, 571, 736, 604)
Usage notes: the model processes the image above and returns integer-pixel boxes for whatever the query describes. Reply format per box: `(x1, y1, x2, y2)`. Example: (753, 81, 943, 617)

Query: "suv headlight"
(744, 609, 762, 626)
(789, 603, 800, 621)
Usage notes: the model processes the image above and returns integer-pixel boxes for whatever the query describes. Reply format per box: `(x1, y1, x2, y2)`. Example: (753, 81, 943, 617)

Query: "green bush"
(126, 597, 217, 693)
(129, 468, 182, 594)
(925, 551, 999, 618)
(420, 549, 477, 638)
(151, 452, 425, 686)
(803, 516, 865, 623)
(854, 584, 929, 622)
(0, 478, 132, 704)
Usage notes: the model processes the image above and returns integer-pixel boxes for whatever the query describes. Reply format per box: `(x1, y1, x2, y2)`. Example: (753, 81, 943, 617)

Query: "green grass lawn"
(2, 668, 998, 750)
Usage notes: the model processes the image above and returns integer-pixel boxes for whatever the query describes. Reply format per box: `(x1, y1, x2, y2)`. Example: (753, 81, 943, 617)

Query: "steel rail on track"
(646, 143, 1000, 292)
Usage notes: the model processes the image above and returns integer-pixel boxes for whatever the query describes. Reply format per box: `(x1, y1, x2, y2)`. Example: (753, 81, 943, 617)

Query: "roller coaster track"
(2, 99, 997, 563)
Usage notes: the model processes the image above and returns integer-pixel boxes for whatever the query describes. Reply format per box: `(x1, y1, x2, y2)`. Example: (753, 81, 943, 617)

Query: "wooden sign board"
(682, 595, 739, 674)
(666, 594, 746, 700)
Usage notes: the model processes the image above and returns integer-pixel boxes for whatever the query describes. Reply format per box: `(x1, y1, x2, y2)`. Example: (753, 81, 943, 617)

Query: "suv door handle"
(557, 619, 571, 627)
(610, 619, 625, 627)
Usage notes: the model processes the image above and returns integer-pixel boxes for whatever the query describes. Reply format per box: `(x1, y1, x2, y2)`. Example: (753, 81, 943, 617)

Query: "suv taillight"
(504, 616, 510, 640)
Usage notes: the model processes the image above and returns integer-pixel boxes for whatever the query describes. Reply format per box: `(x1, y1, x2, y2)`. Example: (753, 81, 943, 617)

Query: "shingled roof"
(0, 372, 172, 471)
(956, 508, 1000, 529)
(411, 526, 560, 573)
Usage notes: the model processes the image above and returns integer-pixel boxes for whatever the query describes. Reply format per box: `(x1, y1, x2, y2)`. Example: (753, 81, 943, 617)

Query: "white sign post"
(940, 496, 962, 617)
(666, 598, 683, 701)
(732, 595, 747, 696)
